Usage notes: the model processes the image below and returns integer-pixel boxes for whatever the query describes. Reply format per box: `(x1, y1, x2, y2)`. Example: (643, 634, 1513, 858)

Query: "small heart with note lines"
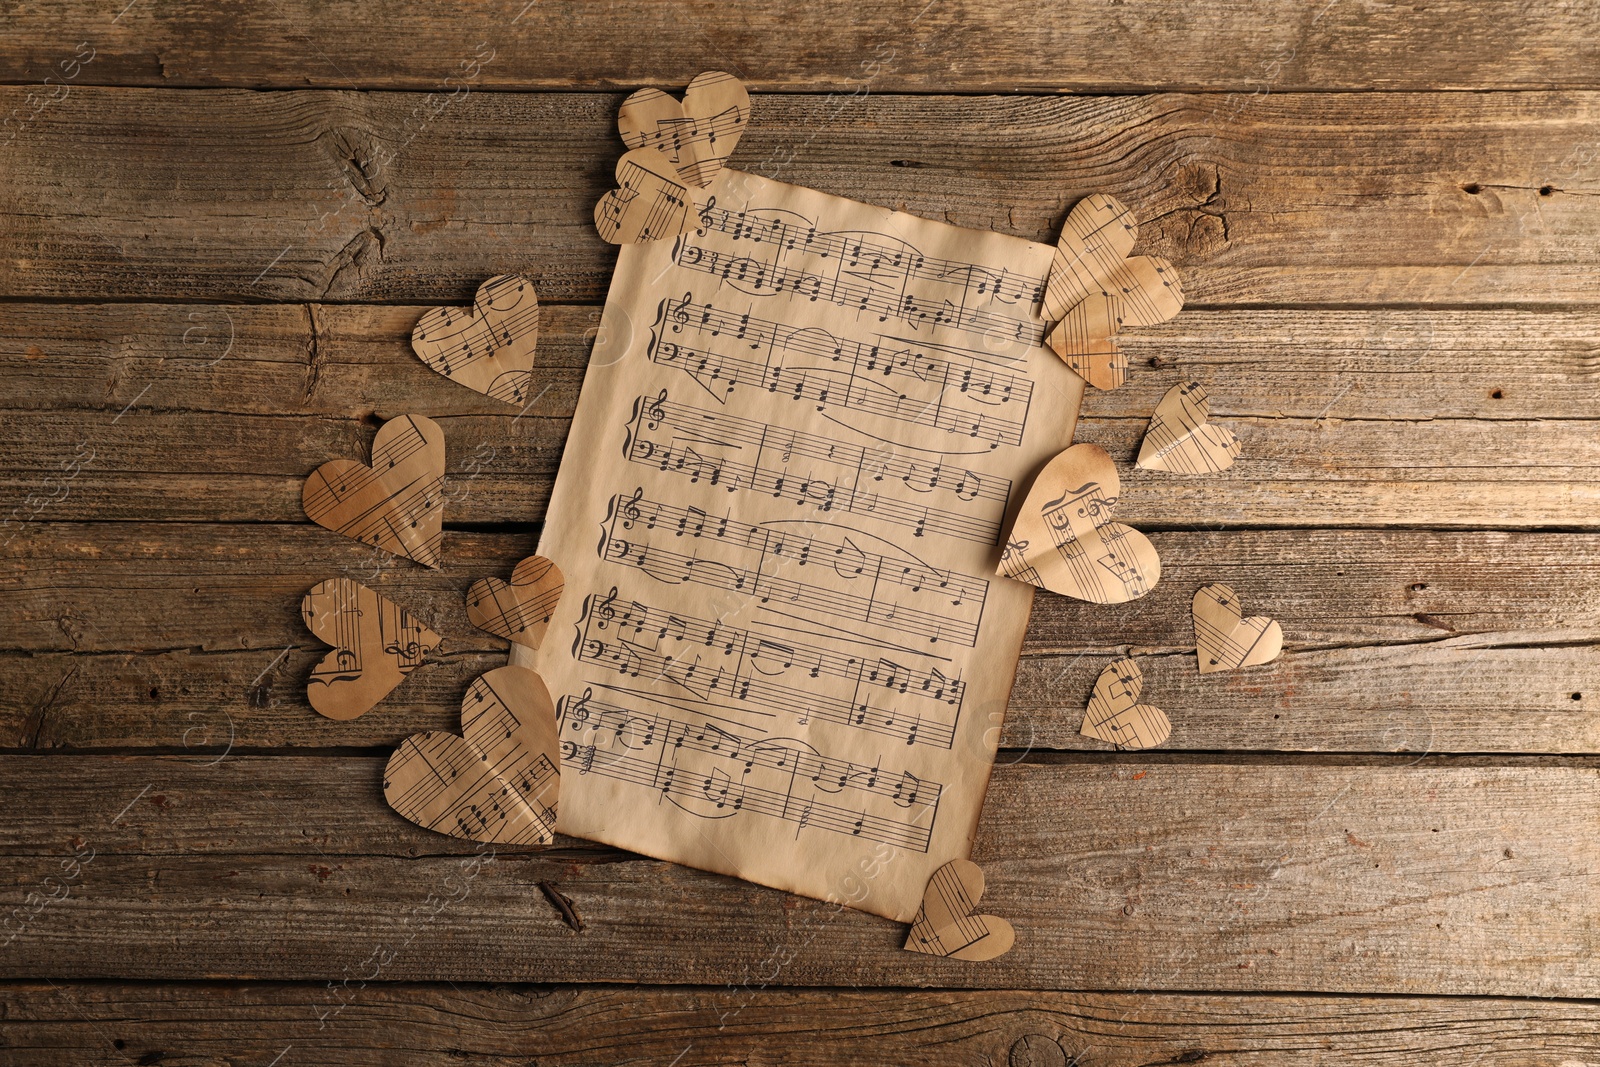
(1040, 194, 1184, 391)
(302, 414, 446, 568)
(1193, 583, 1282, 674)
(411, 275, 541, 407)
(384, 665, 561, 845)
(465, 555, 565, 651)
(998, 444, 1161, 604)
(1137, 381, 1241, 474)
(1079, 657, 1171, 750)
(903, 858, 1015, 961)
(618, 70, 750, 189)
(594, 147, 694, 245)
(301, 578, 441, 720)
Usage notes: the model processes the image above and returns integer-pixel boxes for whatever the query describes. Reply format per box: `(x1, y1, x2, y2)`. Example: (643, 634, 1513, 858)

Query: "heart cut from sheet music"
(998, 444, 1161, 604)
(465, 555, 565, 651)
(594, 146, 694, 244)
(1080, 657, 1171, 749)
(618, 70, 750, 189)
(1193, 583, 1282, 674)
(411, 275, 541, 407)
(302, 414, 446, 568)
(1041, 194, 1184, 391)
(903, 858, 1014, 961)
(1137, 381, 1241, 474)
(384, 665, 561, 845)
(301, 578, 442, 720)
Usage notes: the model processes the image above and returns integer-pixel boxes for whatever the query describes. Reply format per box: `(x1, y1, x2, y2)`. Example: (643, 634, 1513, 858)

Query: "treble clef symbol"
(698, 194, 717, 230)
(594, 587, 619, 627)
(621, 486, 644, 528)
(560, 686, 596, 732)
(646, 388, 667, 429)
(669, 291, 692, 331)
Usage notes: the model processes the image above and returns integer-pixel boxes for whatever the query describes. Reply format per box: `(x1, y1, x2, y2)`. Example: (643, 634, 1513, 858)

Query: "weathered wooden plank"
(3, 523, 538, 655)
(2, 982, 1596, 1066)
(0, 756, 1594, 995)
(7, 0, 1599, 93)
(5, 524, 1597, 752)
(5, 642, 1594, 755)
(6, 403, 1598, 526)
(7, 301, 1598, 525)
(5, 89, 1598, 305)
(9, 302, 1600, 422)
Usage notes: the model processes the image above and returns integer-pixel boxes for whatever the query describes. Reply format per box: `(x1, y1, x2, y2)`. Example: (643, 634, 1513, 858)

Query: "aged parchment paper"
(518, 168, 1082, 921)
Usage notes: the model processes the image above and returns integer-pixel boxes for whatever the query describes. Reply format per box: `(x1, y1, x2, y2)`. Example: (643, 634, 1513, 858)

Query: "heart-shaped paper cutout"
(1138, 382, 1240, 474)
(302, 578, 442, 720)
(1080, 657, 1171, 749)
(618, 70, 750, 189)
(411, 275, 541, 406)
(903, 858, 1014, 961)
(1041, 194, 1184, 391)
(466, 555, 565, 650)
(594, 146, 694, 245)
(1193, 583, 1282, 674)
(998, 444, 1161, 603)
(384, 665, 560, 845)
(302, 414, 446, 568)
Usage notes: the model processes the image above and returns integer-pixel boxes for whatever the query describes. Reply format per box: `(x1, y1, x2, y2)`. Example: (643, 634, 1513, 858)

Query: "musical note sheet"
(519, 168, 1085, 921)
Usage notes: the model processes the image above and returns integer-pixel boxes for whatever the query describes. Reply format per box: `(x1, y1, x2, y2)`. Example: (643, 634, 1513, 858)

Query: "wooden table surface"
(4, 2, 1599, 1062)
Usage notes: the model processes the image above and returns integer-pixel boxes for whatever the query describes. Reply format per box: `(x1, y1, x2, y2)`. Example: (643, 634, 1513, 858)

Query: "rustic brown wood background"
(3, 1, 1599, 1062)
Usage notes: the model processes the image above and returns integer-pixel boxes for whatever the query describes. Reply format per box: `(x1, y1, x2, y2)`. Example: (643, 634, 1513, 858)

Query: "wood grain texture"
(7, 410, 1598, 528)
(9, 303, 1599, 421)
(5, 90, 1598, 306)
(5, 0, 1598, 92)
(7, 302, 1599, 526)
(2, 982, 1597, 1066)
(8, 644, 1597, 755)
(0, 756, 1595, 995)
(13, 412, 1600, 526)
(5, 3, 1598, 1025)
(5, 524, 1596, 753)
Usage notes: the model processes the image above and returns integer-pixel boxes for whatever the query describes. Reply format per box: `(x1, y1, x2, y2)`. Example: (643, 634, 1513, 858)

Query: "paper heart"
(1041, 194, 1184, 390)
(384, 665, 560, 845)
(301, 578, 442, 720)
(465, 555, 565, 650)
(411, 275, 541, 406)
(594, 146, 694, 245)
(1080, 657, 1171, 749)
(998, 444, 1161, 603)
(1193, 583, 1282, 674)
(618, 70, 750, 189)
(903, 859, 1014, 961)
(1138, 382, 1240, 474)
(302, 414, 446, 568)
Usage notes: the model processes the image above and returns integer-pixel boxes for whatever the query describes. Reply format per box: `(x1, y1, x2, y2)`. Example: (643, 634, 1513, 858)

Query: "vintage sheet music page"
(516, 168, 1083, 921)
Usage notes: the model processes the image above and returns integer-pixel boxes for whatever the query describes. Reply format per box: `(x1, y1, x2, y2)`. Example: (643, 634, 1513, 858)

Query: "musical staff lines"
(576, 589, 963, 748)
(599, 489, 989, 647)
(409, 274, 540, 405)
(301, 414, 445, 568)
(684, 205, 1047, 344)
(595, 148, 692, 244)
(649, 295, 1032, 449)
(624, 390, 1012, 546)
(558, 688, 941, 852)
(618, 70, 749, 189)
(386, 733, 559, 844)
